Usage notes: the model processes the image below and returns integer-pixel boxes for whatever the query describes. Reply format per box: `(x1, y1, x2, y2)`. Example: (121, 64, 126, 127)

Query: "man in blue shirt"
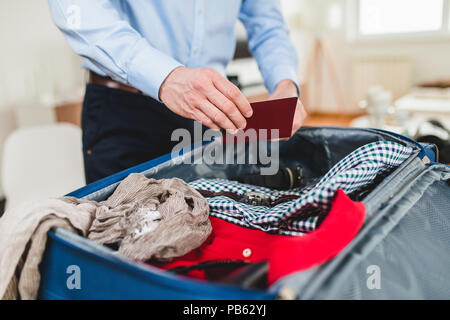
(49, 0, 306, 183)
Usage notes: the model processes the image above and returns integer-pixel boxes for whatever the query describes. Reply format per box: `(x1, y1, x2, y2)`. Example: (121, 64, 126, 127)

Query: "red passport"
(222, 97, 298, 143)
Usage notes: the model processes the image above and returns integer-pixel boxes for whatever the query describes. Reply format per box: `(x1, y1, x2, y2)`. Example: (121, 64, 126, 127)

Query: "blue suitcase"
(37, 127, 450, 299)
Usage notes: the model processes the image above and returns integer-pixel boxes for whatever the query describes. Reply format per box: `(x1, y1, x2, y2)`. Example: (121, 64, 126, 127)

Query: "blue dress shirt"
(49, 0, 299, 101)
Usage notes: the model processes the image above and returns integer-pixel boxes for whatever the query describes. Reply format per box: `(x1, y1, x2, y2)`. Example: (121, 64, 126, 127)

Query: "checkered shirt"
(189, 141, 413, 235)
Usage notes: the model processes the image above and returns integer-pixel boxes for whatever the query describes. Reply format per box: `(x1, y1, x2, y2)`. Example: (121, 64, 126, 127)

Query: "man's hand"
(270, 79, 307, 137)
(159, 66, 253, 131)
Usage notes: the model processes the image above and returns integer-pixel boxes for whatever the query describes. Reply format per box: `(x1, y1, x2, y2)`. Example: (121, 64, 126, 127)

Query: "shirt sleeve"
(239, 0, 300, 96)
(48, 0, 183, 101)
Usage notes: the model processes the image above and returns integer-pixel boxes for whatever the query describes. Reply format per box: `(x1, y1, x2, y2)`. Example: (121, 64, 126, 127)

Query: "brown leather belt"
(88, 71, 145, 95)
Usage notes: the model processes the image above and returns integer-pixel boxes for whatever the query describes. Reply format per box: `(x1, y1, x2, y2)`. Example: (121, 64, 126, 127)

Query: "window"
(350, 0, 450, 41)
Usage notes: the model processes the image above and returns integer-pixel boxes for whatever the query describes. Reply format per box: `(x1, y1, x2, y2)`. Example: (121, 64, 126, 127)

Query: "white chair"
(0, 107, 18, 200)
(1, 123, 85, 210)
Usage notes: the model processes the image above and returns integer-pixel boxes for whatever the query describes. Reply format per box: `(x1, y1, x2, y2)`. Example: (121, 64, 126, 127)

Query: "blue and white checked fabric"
(189, 141, 413, 236)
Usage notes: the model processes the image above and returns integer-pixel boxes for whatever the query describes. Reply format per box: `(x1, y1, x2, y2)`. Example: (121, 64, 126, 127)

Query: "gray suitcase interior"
(73, 127, 450, 299)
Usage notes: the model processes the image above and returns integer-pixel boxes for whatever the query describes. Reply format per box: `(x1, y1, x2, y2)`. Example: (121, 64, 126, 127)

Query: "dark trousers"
(82, 84, 198, 184)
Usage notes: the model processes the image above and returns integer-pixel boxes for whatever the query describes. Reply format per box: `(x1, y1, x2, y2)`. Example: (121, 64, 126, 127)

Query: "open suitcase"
(37, 127, 450, 300)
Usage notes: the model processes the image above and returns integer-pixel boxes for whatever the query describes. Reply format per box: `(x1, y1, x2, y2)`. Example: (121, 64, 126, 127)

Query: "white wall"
(1, 0, 448, 114)
(0, 0, 84, 111)
(282, 0, 450, 113)
(1, 0, 449, 197)
(0, 0, 84, 198)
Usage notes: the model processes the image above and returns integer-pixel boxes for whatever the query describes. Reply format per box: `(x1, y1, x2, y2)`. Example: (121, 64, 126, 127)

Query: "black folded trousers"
(82, 84, 199, 184)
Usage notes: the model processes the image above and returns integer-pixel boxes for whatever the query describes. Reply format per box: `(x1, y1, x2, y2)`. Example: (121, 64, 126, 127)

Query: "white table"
(351, 88, 450, 137)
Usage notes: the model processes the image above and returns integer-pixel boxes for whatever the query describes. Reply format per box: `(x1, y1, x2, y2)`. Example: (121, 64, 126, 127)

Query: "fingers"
(193, 69, 251, 130)
(290, 101, 307, 137)
(191, 108, 220, 131)
(211, 74, 253, 119)
(206, 88, 247, 130)
(163, 67, 254, 132)
(186, 81, 239, 131)
(195, 99, 238, 131)
(296, 101, 308, 124)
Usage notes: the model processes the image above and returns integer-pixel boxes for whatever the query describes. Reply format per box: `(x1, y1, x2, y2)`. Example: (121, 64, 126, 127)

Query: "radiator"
(351, 56, 412, 107)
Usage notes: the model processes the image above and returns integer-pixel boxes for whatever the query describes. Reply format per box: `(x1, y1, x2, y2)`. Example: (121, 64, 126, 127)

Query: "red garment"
(152, 189, 365, 284)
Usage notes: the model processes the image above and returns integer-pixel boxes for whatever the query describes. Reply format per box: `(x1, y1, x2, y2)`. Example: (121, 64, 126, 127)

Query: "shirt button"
(198, 8, 203, 14)
(86, 149, 92, 156)
(242, 248, 252, 258)
(193, 48, 199, 54)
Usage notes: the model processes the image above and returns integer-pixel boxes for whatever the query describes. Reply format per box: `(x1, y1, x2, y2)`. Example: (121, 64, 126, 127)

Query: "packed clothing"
(0, 140, 413, 299)
(189, 141, 412, 235)
(0, 174, 210, 299)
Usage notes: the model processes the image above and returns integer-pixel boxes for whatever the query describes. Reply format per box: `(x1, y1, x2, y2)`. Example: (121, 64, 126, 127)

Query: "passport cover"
(222, 97, 298, 143)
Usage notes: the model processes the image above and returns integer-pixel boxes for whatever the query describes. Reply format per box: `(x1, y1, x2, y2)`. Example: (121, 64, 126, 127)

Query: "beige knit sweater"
(0, 173, 210, 300)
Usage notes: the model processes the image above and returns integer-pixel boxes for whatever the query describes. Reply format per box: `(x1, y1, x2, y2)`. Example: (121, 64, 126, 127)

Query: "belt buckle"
(241, 191, 271, 207)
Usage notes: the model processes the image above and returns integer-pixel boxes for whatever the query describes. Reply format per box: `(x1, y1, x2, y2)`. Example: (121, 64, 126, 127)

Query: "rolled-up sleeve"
(48, 0, 183, 100)
(239, 0, 300, 96)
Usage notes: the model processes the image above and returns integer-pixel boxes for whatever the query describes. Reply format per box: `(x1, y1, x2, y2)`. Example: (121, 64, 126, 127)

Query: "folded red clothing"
(149, 189, 365, 285)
